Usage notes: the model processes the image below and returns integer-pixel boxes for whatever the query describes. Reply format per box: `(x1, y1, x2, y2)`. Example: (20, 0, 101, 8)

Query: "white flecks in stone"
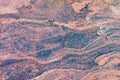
(97, 24, 109, 36)
(110, 5, 120, 17)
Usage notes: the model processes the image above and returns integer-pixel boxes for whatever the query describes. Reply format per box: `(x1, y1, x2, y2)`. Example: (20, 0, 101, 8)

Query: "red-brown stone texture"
(0, 0, 120, 80)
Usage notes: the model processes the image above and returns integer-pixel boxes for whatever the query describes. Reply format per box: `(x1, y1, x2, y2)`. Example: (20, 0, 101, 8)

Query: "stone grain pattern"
(0, 0, 120, 80)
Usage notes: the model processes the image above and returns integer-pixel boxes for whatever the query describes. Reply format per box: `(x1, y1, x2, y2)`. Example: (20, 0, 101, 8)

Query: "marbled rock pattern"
(0, 0, 120, 80)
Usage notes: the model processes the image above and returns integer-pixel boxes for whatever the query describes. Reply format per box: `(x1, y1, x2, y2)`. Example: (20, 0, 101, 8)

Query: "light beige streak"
(0, 0, 30, 14)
